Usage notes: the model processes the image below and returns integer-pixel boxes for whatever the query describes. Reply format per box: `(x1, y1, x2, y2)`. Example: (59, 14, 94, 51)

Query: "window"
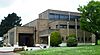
(70, 15, 80, 20)
(78, 37, 80, 42)
(55, 14, 60, 19)
(49, 13, 69, 20)
(81, 37, 84, 42)
(49, 13, 55, 20)
(89, 37, 91, 41)
(69, 25, 80, 29)
(56, 25, 58, 28)
(77, 25, 80, 29)
(49, 13, 80, 20)
(69, 25, 75, 29)
(85, 37, 87, 42)
(60, 14, 69, 20)
(49, 13, 60, 20)
(49, 27, 51, 29)
(62, 37, 64, 41)
(65, 15, 69, 19)
(60, 25, 65, 28)
(56, 24, 67, 28)
(60, 14, 65, 19)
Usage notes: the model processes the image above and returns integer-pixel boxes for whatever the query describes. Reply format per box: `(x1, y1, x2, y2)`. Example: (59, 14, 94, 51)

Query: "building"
(3, 9, 95, 47)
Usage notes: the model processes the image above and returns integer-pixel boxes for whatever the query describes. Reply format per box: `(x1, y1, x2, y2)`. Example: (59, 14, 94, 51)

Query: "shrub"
(67, 34, 77, 47)
(50, 31, 62, 47)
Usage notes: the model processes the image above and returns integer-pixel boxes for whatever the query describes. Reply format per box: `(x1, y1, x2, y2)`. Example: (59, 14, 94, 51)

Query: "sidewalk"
(0, 47, 41, 52)
(0, 47, 15, 53)
(0, 52, 20, 55)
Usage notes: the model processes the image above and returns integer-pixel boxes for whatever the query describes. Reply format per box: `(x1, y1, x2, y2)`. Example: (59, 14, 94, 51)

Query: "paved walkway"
(0, 47, 20, 55)
(0, 47, 41, 55)
(0, 46, 48, 55)
(0, 52, 20, 55)
(0, 47, 15, 52)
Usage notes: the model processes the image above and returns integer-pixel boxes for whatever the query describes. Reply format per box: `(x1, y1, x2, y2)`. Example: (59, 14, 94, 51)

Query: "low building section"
(3, 26, 34, 47)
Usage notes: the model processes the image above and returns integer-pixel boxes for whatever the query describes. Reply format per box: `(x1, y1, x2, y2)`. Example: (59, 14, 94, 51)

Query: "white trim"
(40, 34, 49, 37)
(75, 19, 77, 37)
(69, 12, 70, 20)
(48, 35, 50, 47)
(67, 22, 69, 36)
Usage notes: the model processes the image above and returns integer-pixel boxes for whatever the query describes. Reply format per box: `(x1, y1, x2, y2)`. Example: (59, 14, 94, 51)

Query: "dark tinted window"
(56, 24, 67, 28)
(70, 15, 80, 19)
(69, 25, 75, 29)
(49, 13, 69, 20)
(49, 13, 80, 20)
(69, 25, 80, 29)
(77, 25, 80, 29)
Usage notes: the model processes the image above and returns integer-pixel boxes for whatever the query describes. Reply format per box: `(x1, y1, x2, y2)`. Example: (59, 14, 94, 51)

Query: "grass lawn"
(20, 45, 100, 55)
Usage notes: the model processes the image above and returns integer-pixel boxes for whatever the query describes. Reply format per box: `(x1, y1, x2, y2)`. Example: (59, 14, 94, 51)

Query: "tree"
(50, 31, 62, 47)
(0, 13, 22, 36)
(78, 0, 100, 45)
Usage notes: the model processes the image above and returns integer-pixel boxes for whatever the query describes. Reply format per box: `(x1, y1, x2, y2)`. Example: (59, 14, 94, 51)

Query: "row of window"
(49, 13, 80, 20)
(56, 24, 80, 29)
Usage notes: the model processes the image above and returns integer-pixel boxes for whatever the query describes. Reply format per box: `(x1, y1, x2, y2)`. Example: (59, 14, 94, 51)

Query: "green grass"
(20, 45, 100, 55)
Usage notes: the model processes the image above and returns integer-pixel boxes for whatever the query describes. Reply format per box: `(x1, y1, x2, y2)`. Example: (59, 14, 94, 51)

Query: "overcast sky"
(0, 0, 99, 25)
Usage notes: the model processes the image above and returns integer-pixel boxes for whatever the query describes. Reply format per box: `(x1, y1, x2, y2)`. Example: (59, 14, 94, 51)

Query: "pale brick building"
(3, 9, 95, 47)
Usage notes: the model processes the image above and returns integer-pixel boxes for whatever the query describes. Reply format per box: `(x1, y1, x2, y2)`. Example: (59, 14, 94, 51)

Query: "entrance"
(40, 36, 48, 44)
(18, 33, 34, 47)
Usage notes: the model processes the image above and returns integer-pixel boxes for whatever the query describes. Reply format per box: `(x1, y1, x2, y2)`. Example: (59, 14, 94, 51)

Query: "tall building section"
(38, 9, 92, 44)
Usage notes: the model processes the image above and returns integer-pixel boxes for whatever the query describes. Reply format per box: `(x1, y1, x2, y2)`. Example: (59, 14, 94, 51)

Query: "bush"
(67, 34, 77, 47)
(50, 31, 62, 47)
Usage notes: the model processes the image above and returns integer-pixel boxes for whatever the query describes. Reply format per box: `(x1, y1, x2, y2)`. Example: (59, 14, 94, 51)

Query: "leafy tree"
(78, 0, 100, 45)
(0, 13, 22, 36)
(50, 31, 62, 47)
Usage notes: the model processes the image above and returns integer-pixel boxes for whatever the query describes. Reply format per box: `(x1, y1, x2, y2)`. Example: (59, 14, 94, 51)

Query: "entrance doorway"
(18, 33, 34, 47)
(40, 36, 48, 44)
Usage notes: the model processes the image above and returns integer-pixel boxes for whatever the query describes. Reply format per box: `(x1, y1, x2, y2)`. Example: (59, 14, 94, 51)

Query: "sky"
(0, 0, 99, 25)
